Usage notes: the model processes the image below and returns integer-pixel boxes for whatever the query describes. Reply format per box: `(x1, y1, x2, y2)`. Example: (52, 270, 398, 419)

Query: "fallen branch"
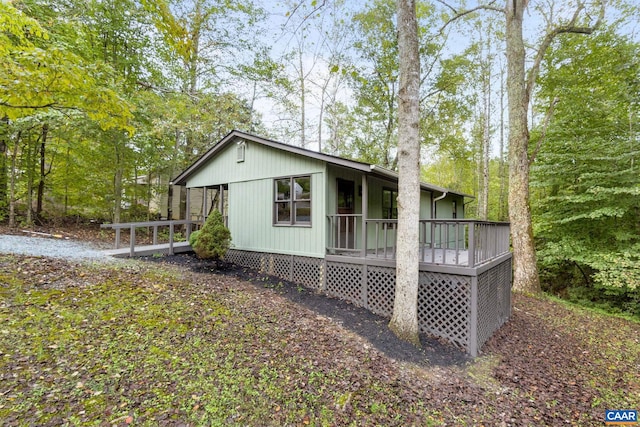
(21, 230, 68, 239)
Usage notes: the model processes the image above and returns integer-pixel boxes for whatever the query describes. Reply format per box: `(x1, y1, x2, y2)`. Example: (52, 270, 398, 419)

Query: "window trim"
(273, 175, 312, 227)
(236, 141, 246, 162)
(382, 187, 398, 220)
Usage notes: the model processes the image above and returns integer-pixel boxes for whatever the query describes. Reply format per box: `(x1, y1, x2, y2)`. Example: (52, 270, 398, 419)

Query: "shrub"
(190, 210, 231, 262)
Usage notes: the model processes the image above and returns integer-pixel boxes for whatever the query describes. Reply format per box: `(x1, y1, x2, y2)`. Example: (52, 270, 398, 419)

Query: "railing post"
(361, 175, 368, 257)
(468, 222, 475, 268)
(169, 222, 174, 255)
(469, 276, 478, 357)
(115, 228, 121, 249)
(153, 226, 158, 245)
(129, 226, 135, 257)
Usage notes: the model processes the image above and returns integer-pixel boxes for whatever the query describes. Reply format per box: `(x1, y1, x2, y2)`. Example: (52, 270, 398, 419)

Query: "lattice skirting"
(476, 258, 512, 349)
(419, 272, 471, 350)
(226, 249, 512, 356)
(226, 249, 324, 289)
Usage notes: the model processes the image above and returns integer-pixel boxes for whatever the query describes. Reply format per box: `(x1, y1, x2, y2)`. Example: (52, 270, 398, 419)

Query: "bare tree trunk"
(389, 0, 421, 346)
(498, 65, 507, 221)
(36, 123, 49, 222)
(299, 52, 307, 148)
(0, 117, 8, 219)
(8, 131, 21, 228)
(480, 70, 490, 220)
(113, 137, 123, 224)
(505, 0, 540, 294)
(25, 131, 34, 225)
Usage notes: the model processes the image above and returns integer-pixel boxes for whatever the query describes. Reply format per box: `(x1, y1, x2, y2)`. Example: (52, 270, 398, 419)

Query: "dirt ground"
(1, 222, 639, 425)
(141, 252, 472, 367)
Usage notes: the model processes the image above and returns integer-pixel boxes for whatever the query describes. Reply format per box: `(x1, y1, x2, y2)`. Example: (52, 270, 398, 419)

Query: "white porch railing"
(327, 216, 511, 267)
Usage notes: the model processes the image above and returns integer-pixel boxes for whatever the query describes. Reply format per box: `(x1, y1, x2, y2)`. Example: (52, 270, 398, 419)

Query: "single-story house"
(172, 130, 512, 356)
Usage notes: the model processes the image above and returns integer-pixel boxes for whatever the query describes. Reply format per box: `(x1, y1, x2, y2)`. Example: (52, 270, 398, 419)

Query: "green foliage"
(188, 229, 201, 246)
(190, 210, 231, 261)
(532, 29, 640, 310)
(0, 2, 133, 131)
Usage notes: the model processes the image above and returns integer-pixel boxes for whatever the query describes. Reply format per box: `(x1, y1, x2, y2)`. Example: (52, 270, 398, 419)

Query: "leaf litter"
(0, 251, 638, 426)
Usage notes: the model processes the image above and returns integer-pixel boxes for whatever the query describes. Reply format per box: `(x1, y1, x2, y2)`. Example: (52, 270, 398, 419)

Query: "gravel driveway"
(0, 234, 118, 262)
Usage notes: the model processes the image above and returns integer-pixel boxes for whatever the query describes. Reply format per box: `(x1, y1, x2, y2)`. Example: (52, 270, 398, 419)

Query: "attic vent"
(236, 141, 246, 162)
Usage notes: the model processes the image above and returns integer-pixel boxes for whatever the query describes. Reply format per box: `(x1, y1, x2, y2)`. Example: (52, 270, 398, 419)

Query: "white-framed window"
(274, 176, 311, 226)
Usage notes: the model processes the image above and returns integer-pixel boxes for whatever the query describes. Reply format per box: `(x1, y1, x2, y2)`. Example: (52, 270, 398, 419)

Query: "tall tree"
(389, 0, 421, 345)
(532, 29, 640, 294)
(439, 0, 605, 293)
(504, 0, 603, 293)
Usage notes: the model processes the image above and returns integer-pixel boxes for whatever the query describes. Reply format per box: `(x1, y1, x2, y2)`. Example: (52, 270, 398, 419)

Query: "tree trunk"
(25, 130, 35, 225)
(36, 123, 49, 223)
(499, 65, 507, 221)
(480, 61, 491, 220)
(8, 131, 21, 228)
(505, 0, 540, 294)
(389, 0, 421, 346)
(299, 51, 307, 148)
(0, 117, 8, 218)
(113, 137, 123, 224)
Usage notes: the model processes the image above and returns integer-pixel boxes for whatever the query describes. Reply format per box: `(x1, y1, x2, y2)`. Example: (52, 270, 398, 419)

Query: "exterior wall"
(185, 139, 327, 258)
(186, 139, 326, 187)
(434, 194, 464, 219)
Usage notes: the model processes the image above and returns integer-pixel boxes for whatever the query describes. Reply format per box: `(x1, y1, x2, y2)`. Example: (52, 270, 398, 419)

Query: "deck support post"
(202, 187, 208, 220)
(218, 185, 223, 214)
(468, 223, 476, 268)
(169, 222, 174, 255)
(361, 175, 368, 257)
(185, 188, 192, 240)
(129, 227, 135, 257)
(469, 276, 479, 357)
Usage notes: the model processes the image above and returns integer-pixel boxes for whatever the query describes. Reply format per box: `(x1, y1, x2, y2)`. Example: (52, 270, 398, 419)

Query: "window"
(382, 188, 398, 219)
(452, 201, 457, 219)
(275, 176, 311, 225)
(236, 141, 246, 162)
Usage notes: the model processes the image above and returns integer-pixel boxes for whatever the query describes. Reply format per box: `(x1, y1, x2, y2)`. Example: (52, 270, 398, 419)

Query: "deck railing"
(327, 216, 510, 267)
(326, 214, 363, 254)
(101, 219, 203, 256)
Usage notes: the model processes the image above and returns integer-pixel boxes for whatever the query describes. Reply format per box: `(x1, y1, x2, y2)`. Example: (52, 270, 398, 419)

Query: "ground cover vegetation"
(0, 252, 638, 426)
(1, 2, 638, 338)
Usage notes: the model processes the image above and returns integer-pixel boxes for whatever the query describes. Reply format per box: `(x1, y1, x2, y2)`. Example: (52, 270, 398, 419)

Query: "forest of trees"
(1, 0, 638, 315)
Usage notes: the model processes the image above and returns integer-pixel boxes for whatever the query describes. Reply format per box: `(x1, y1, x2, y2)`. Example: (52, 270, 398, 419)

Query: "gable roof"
(171, 130, 471, 198)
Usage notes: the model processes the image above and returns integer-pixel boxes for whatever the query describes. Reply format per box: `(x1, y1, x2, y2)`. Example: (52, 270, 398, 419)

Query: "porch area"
(326, 216, 511, 268)
(227, 217, 512, 357)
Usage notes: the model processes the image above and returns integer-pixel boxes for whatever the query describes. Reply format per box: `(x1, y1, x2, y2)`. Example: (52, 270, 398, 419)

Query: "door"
(336, 178, 355, 249)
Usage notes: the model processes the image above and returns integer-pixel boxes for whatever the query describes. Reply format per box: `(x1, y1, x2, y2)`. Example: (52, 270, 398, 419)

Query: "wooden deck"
(104, 241, 192, 258)
(100, 219, 201, 258)
(331, 247, 470, 266)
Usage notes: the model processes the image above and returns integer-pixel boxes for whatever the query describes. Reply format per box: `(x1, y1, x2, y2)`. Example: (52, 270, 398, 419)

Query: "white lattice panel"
(366, 266, 395, 317)
(418, 272, 471, 350)
(292, 257, 324, 289)
(326, 262, 364, 306)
